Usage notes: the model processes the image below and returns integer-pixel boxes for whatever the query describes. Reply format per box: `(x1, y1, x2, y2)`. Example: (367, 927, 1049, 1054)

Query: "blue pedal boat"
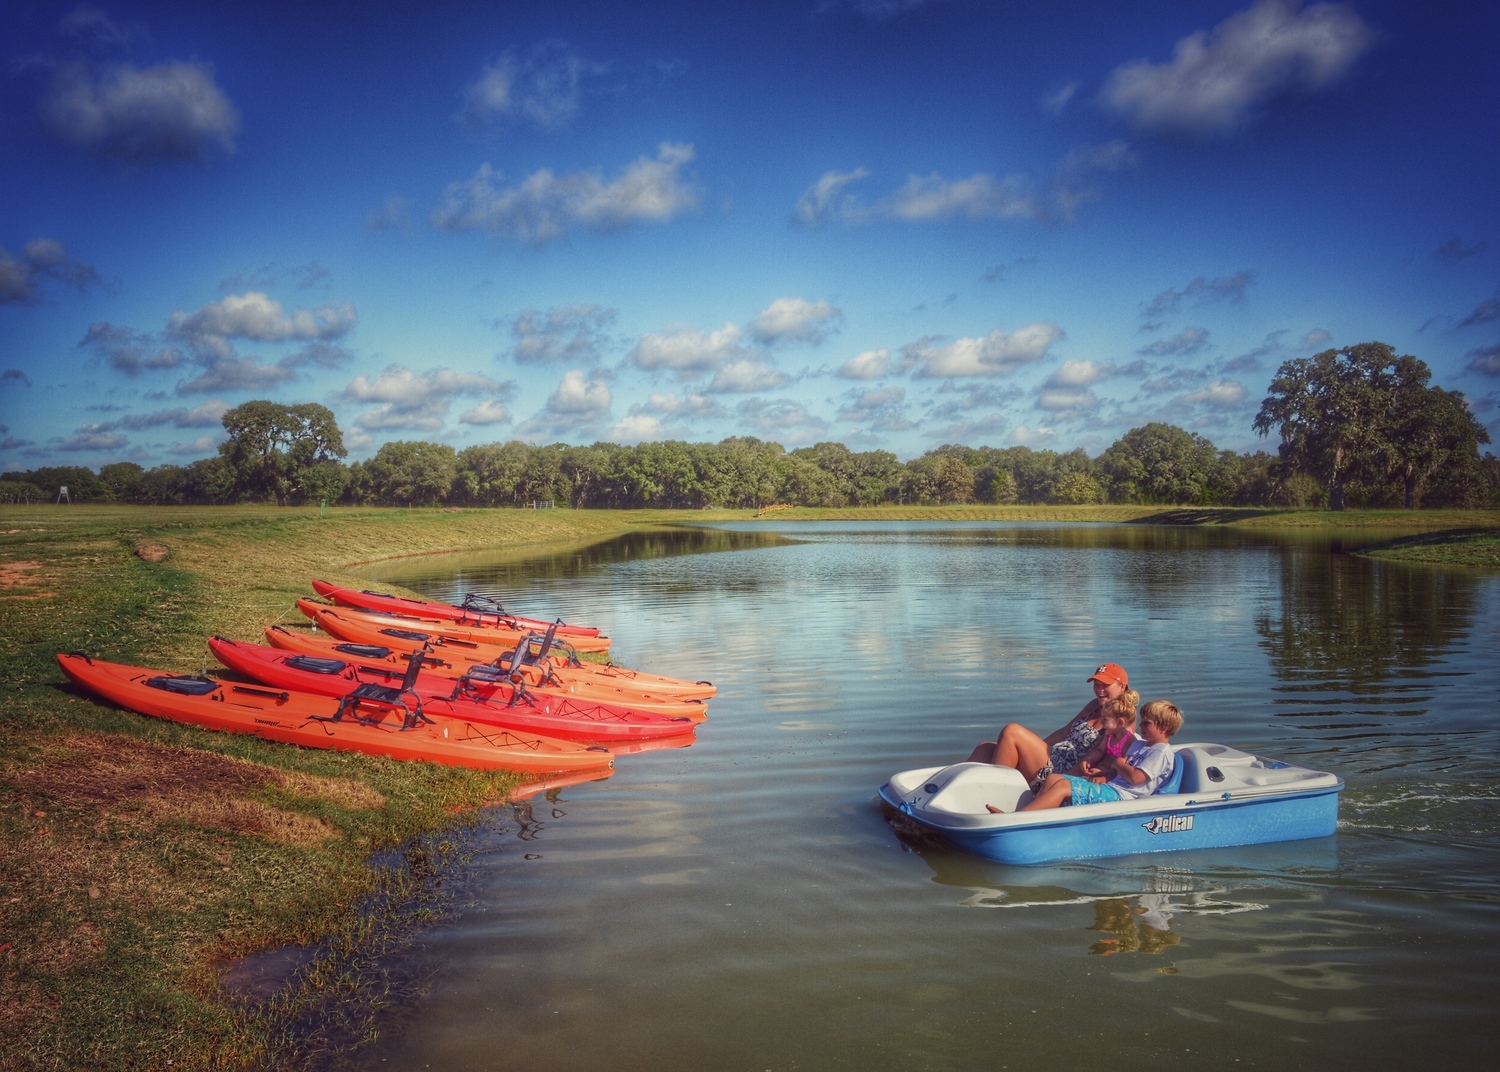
(878, 743, 1343, 866)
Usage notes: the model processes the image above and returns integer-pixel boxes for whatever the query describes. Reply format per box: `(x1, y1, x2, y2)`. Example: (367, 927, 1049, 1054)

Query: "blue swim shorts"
(1062, 775, 1122, 806)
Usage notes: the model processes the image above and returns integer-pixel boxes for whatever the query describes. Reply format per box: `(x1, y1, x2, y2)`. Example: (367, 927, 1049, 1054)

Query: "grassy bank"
(4, 501, 1497, 1070)
(0, 505, 732, 1071)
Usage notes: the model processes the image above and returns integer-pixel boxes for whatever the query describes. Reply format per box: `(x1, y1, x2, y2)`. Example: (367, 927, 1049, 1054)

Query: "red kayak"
(312, 580, 600, 638)
(208, 637, 699, 744)
(57, 652, 614, 775)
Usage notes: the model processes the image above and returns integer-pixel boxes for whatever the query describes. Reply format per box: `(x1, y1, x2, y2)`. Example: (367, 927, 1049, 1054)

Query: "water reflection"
(353, 520, 1500, 1071)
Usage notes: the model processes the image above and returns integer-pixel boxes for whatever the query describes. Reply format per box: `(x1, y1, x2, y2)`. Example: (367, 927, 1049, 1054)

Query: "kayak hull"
(57, 653, 614, 775)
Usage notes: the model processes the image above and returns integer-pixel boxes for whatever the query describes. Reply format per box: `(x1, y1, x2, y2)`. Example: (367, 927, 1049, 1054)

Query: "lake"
(353, 521, 1500, 1070)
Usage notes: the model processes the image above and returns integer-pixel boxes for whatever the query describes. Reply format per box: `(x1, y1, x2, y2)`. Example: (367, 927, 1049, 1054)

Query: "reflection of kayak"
(264, 624, 715, 703)
(312, 579, 601, 637)
(298, 598, 612, 654)
(879, 743, 1342, 865)
(508, 767, 614, 802)
(207, 637, 701, 742)
(56, 652, 614, 776)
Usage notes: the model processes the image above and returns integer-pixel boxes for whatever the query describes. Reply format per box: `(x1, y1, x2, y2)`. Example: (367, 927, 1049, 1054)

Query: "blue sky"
(3, 0, 1497, 469)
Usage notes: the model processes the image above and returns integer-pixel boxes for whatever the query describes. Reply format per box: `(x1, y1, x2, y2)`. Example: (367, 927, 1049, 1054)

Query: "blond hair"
(1102, 693, 1138, 729)
(1140, 700, 1183, 738)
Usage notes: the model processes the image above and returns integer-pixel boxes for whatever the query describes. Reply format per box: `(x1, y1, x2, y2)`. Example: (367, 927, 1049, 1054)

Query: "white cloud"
(645, 391, 723, 417)
(792, 144, 1132, 228)
(1139, 326, 1211, 356)
(1036, 387, 1099, 416)
(58, 7, 150, 50)
(735, 398, 829, 446)
(166, 435, 220, 456)
(431, 143, 700, 245)
(1010, 424, 1057, 446)
(43, 60, 240, 161)
(927, 413, 1008, 442)
(518, 370, 613, 438)
(1177, 379, 1249, 407)
(342, 365, 512, 431)
(902, 322, 1064, 378)
(460, 41, 604, 129)
(0, 237, 99, 305)
(708, 359, 790, 394)
(790, 168, 871, 227)
(174, 356, 296, 394)
(57, 423, 128, 452)
(118, 398, 227, 429)
(511, 304, 616, 364)
(817, 0, 941, 21)
(1043, 358, 1111, 388)
(367, 195, 412, 232)
(460, 399, 511, 425)
(749, 297, 842, 346)
(1466, 345, 1500, 377)
(630, 322, 749, 375)
(1140, 272, 1255, 325)
(887, 172, 1042, 222)
(837, 348, 890, 380)
(167, 292, 356, 345)
(1042, 81, 1078, 115)
(837, 387, 911, 431)
(1302, 328, 1332, 348)
(608, 414, 666, 444)
(1103, 0, 1375, 136)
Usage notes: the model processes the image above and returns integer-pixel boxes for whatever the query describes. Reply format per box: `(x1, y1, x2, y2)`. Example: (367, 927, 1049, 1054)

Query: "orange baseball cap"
(1087, 662, 1128, 688)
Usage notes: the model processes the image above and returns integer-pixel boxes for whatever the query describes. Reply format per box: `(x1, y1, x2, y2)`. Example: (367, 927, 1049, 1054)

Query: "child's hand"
(1080, 760, 1100, 777)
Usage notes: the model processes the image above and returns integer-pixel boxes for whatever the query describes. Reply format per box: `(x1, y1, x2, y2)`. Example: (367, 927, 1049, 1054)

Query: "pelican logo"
(1142, 814, 1193, 835)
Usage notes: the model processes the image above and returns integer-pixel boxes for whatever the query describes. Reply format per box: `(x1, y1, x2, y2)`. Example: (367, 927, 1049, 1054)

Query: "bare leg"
(992, 723, 1052, 785)
(965, 741, 997, 763)
(1019, 773, 1073, 812)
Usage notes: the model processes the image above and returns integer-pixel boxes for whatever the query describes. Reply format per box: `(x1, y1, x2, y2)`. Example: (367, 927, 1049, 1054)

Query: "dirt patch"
(0, 559, 52, 599)
(5, 734, 380, 845)
(134, 542, 170, 562)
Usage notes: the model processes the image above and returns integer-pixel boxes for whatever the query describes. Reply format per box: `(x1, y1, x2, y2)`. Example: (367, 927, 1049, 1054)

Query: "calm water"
(355, 522, 1500, 1070)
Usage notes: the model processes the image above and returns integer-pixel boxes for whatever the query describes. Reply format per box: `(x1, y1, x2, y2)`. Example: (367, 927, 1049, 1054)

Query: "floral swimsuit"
(1030, 718, 1101, 794)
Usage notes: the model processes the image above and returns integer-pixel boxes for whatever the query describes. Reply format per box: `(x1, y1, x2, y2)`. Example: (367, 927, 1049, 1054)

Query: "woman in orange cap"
(966, 662, 1137, 794)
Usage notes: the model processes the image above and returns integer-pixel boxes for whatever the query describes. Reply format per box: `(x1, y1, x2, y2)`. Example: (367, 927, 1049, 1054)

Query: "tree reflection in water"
(1256, 545, 1480, 696)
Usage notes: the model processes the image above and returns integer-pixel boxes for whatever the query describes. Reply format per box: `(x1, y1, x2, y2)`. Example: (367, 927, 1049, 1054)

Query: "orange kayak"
(56, 652, 614, 776)
(296, 598, 612, 654)
(311, 579, 601, 637)
(265, 625, 715, 709)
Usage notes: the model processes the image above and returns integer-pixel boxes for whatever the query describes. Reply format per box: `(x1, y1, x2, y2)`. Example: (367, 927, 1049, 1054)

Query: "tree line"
(4, 342, 1495, 510)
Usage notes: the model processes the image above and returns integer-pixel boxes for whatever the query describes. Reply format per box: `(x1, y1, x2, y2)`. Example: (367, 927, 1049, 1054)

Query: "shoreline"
(3, 503, 1497, 1068)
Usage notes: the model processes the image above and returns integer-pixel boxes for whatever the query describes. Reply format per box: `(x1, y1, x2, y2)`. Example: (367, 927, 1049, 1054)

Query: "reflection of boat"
(508, 767, 614, 802)
(879, 743, 1343, 865)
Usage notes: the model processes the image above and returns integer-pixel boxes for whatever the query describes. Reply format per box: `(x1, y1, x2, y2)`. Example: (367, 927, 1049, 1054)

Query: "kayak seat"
(327, 649, 431, 730)
(334, 642, 393, 659)
(146, 675, 220, 696)
(285, 655, 348, 675)
(380, 627, 432, 642)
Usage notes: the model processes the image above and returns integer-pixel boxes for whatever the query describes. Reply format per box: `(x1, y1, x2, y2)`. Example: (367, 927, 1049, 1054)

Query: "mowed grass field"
(1, 502, 1495, 1071)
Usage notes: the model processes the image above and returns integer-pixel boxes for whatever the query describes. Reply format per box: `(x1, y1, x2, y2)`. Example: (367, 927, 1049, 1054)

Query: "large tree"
(1383, 356, 1490, 508)
(219, 400, 346, 506)
(1253, 343, 1402, 510)
(1098, 422, 1220, 504)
